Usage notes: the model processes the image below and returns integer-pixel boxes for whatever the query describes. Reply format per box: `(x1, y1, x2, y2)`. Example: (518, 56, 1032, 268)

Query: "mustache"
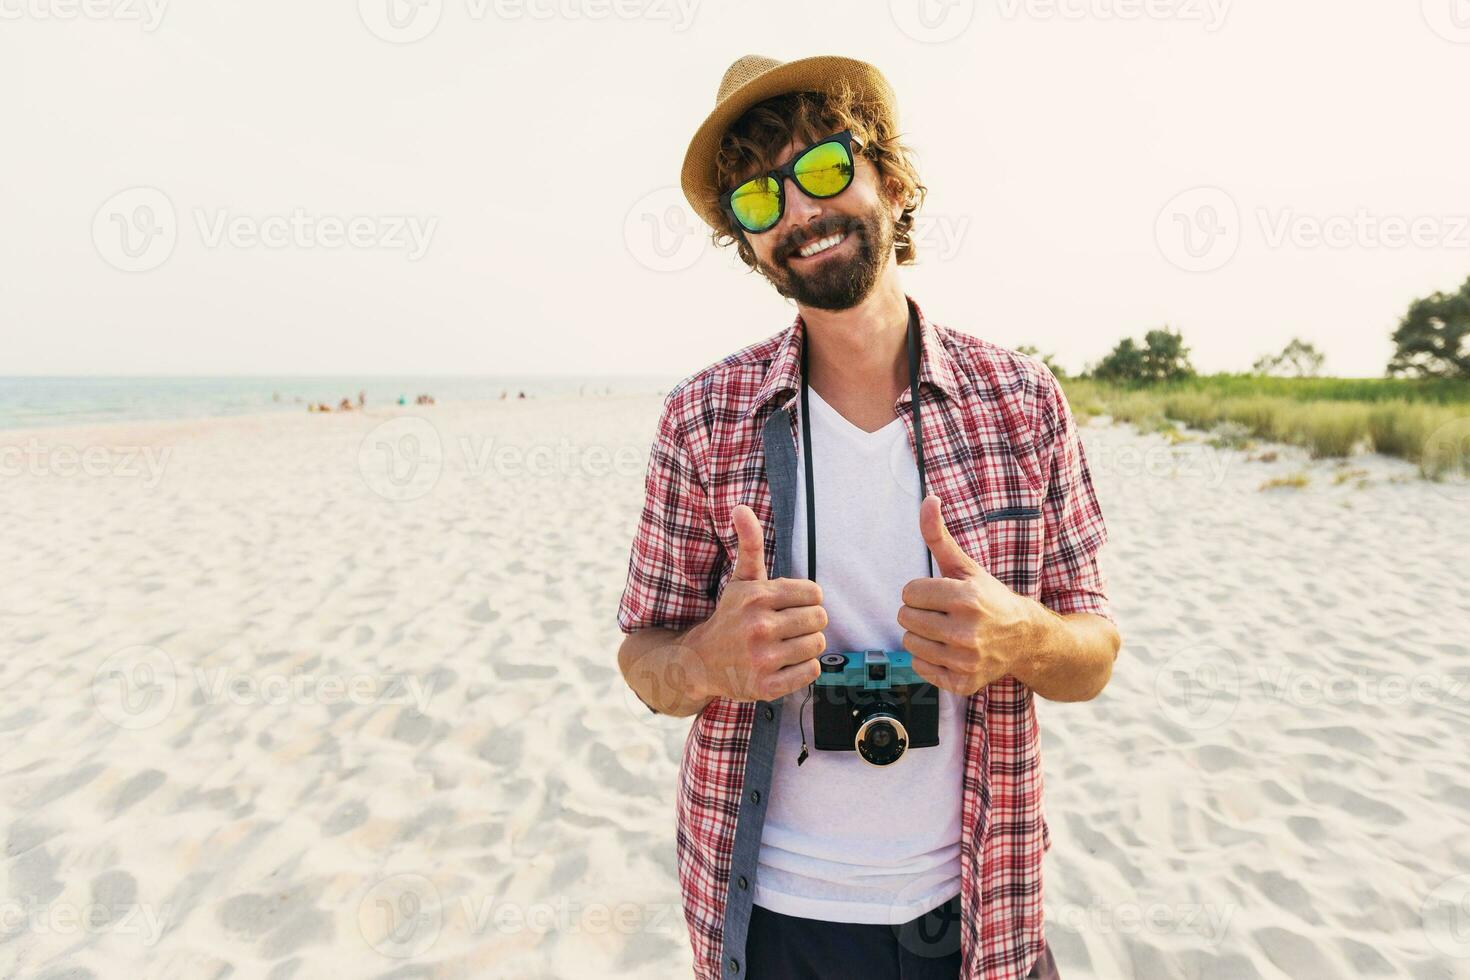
(776, 216, 862, 262)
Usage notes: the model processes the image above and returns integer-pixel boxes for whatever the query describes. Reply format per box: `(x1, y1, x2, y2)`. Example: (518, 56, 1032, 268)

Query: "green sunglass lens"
(730, 176, 781, 232)
(793, 140, 853, 197)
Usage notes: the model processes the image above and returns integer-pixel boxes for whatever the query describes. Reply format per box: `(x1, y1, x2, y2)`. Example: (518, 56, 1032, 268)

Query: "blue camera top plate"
(814, 650, 924, 689)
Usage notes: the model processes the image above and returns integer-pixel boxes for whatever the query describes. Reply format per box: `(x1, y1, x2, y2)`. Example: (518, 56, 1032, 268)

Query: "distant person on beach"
(358, 390, 366, 408)
(614, 55, 1120, 980)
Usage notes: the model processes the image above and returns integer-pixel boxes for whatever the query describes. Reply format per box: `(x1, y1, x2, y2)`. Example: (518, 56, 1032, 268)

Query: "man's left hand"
(897, 494, 1040, 696)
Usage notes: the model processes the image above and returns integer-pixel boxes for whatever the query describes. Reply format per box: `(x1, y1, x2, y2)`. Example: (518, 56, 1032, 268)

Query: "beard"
(754, 200, 895, 311)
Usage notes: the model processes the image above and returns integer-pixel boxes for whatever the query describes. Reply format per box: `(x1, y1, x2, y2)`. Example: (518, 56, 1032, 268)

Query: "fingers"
(765, 577, 823, 610)
(766, 630, 826, 668)
(896, 605, 960, 646)
(731, 505, 768, 582)
(905, 651, 967, 696)
(899, 576, 968, 613)
(771, 604, 828, 639)
(919, 494, 979, 580)
(761, 656, 822, 701)
(901, 630, 966, 669)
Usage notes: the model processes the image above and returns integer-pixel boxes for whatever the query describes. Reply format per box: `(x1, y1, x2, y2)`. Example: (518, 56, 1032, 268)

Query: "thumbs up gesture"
(685, 504, 829, 703)
(896, 495, 1040, 696)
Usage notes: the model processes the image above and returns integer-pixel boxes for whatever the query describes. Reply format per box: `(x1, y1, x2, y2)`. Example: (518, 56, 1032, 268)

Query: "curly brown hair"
(709, 79, 927, 269)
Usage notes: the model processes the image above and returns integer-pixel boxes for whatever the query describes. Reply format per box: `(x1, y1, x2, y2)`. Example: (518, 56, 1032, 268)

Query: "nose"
(780, 175, 822, 230)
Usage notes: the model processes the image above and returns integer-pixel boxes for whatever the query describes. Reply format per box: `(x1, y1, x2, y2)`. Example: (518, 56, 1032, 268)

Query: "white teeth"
(797, 232, 845, 258)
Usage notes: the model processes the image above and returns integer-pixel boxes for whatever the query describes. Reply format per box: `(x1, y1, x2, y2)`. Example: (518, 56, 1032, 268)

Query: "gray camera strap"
(792, 300, 932, 765)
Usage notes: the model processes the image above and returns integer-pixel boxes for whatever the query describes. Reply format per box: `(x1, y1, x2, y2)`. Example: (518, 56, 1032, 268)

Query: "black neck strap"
(797, 301, 933, 585)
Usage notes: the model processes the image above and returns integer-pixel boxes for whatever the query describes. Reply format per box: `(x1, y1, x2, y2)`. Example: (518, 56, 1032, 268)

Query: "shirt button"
(762, 705, 774, 722)
(738, 876, 748, 890)
(749, 790, 761, 804)
(728, 956, 741, 973)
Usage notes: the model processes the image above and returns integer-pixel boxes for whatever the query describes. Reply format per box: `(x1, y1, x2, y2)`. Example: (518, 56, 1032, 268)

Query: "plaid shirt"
(617, 296, 1114, 980)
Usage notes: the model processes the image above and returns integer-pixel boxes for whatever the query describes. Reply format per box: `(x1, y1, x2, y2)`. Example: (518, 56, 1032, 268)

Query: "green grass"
(1062, 375, 1470, 480)
(1142, 374, 1470, 405)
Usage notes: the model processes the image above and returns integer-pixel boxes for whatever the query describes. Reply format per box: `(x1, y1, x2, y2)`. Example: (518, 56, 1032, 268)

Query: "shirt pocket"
(980, 492, 1046, 599)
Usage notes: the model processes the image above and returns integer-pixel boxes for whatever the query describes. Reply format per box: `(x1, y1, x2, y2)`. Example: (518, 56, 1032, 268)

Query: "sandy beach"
(2, 395, 1467, 980)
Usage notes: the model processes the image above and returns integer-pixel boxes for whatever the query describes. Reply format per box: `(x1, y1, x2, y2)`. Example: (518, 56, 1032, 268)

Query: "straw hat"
(680, 54, 899, 231)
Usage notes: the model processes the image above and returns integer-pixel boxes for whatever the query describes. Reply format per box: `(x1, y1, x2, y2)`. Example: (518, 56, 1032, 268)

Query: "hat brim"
(680, 55, 898, 231)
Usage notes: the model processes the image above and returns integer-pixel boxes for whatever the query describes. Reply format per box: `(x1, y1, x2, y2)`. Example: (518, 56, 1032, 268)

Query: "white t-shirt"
(754, 384, 967, 925)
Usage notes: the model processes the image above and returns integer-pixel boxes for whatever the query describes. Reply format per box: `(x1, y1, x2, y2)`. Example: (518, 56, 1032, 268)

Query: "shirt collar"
(742, 295, 965, 420)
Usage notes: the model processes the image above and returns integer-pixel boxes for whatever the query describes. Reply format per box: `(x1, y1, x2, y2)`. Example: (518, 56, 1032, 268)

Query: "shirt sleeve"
(1036, 371, 1117, 627)
(616, 390, 723, 635)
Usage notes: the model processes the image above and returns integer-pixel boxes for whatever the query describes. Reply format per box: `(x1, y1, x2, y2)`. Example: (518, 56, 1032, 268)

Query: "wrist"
(1013, 598, 1063, 686)
(679, 620, 716, 703)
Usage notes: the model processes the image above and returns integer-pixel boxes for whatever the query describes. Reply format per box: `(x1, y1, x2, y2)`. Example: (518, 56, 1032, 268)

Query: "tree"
(1016, 344, 1067, 379)
(1090, 327, 1195, 383)
(1388, 275, 1470, 379)
(1253, 338, 1325, 377)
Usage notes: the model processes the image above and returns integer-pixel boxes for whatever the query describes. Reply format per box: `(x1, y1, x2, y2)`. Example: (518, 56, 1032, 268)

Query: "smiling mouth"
(790, 231, 848, 261)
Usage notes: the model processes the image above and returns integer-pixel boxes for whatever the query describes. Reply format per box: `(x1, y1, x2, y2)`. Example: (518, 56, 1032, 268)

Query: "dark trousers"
(745, 895, 1061, 980)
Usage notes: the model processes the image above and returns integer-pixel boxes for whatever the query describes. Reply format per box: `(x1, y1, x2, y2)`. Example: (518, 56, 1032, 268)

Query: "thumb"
(731, 504, 769, 582)
(920, 494, 978, 579)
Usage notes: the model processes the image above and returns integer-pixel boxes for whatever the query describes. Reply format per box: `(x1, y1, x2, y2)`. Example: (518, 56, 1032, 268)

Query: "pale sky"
(2, 0, 1468, 378)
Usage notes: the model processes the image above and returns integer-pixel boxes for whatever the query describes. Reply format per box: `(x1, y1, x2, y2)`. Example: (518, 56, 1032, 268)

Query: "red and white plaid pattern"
(618, 297, 1114, 980)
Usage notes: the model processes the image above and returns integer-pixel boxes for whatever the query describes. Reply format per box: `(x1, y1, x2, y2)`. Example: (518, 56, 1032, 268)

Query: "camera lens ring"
(854, 712, 908, 767)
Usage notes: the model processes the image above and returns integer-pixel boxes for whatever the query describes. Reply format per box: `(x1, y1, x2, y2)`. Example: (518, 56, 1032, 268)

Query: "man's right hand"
(687, 504, 827, 703)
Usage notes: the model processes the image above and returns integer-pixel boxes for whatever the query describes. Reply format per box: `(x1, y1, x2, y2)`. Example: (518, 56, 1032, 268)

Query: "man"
(616, 54, 1121, 980)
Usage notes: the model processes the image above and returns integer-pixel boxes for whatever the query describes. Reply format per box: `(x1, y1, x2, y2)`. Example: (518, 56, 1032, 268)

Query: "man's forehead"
(730, 127, 831, 183)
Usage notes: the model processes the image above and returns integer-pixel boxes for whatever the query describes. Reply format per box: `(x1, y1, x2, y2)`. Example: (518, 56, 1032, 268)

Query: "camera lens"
(855, 711, 908, 767)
